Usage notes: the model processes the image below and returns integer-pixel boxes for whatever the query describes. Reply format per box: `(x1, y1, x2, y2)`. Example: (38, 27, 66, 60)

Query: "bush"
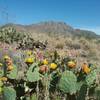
(55, 43, 64, 49)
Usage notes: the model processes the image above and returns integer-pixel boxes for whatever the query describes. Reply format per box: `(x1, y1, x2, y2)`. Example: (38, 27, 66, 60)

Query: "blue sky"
(0, 0, 100, 34)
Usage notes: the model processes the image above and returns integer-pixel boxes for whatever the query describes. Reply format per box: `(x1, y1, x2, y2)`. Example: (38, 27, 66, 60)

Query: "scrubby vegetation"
(0, 48, 100, 100)
(0, 25, 100, 100)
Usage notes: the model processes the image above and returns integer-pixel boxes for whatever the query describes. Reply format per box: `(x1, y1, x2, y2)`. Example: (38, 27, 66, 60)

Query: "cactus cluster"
(0, 50, 99, 100)
(0, 27, 25, 44)
(0, 28, 99, 100)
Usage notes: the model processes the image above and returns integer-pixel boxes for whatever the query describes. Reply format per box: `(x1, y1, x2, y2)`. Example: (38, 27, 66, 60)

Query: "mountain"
(0, 21, 100, 39)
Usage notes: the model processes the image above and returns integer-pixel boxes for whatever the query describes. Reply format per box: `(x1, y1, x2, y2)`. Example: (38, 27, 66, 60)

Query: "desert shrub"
(79, 38, 91, 50)
(55, 43, 64, 49)
(65, 39, 81, 49)
(69, 43, 81, 49)
(87, 48, 98, 60)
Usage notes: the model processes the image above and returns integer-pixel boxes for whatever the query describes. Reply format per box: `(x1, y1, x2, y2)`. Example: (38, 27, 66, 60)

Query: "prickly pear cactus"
(85, 69, 97, 87)
(94, 85, 100, 100)
(3, 86, 16, 100)
(77, 84, 87, 100)
(0, 81, 3, 87)
(26, 63, 41, 82)
(0, 81, 3, 93)
(7, 64, 18, 79)
(58, 70, 77, 94)
(76, 81, 84, 91)
(31, 93, 38, 100)
(0, 70, 4, 77)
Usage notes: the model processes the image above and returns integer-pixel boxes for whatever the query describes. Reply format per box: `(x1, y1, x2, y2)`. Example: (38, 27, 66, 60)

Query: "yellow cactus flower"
(7, 60, 13, 66)
(84, 67, 91, 74)
(67, 60, 76, 68)
(7, 65, 14, 71)
(50, 63, 57, 70)
(0, 77, 8, 82)
(43, 59, 48, 65)
(25, 57, 34, 64)
(4, 55, 10, 60)
(0, 63, 3, 67)
(82, 63, 91, 74)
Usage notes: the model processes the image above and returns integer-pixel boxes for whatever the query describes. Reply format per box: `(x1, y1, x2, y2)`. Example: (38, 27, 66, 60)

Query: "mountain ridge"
(0, 21, 100, 39)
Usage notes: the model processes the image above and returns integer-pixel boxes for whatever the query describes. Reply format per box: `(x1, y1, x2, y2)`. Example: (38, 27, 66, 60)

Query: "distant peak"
(38, 21, 67, 25)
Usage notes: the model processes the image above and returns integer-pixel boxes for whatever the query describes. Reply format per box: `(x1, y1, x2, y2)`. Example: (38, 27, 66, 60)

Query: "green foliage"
(85, 69, 97, 87)
(0, 27, 25, 44)
(0, 81, 3, 87)
(77, 84, 87, 100)
(94, 85, 100, 100)
(31, 93, 38, 100)
(0, 70, 4, 77)
(7, 64, 18, 79)
(58, 70, 77, 94)
(3, 86, 16, 100)
(76, 81, 84, 91)
(0, 31, 99, 100)
(76, 30, 98, 39)
(0, 81, 3, 93)
(26, 63, 41, 82)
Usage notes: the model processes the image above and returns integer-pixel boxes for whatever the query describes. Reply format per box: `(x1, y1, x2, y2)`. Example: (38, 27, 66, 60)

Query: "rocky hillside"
(1, 21, 100, 39)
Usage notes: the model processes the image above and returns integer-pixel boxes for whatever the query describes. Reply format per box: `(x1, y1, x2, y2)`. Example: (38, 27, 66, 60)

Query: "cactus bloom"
(39, 65, 48, 73)
(84, 67, 91, 74)
(7, 65, 14, 71)
(7, 60, 13, 66)
(82, 63, 91, 74)
(43, 59, 48, 65)
(4, 55, 10, 60)
(50, 63, 57, 70)
(25, 57, 34, 64)
(0, 77, 8, 82)
(67, 60, 76, 68)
